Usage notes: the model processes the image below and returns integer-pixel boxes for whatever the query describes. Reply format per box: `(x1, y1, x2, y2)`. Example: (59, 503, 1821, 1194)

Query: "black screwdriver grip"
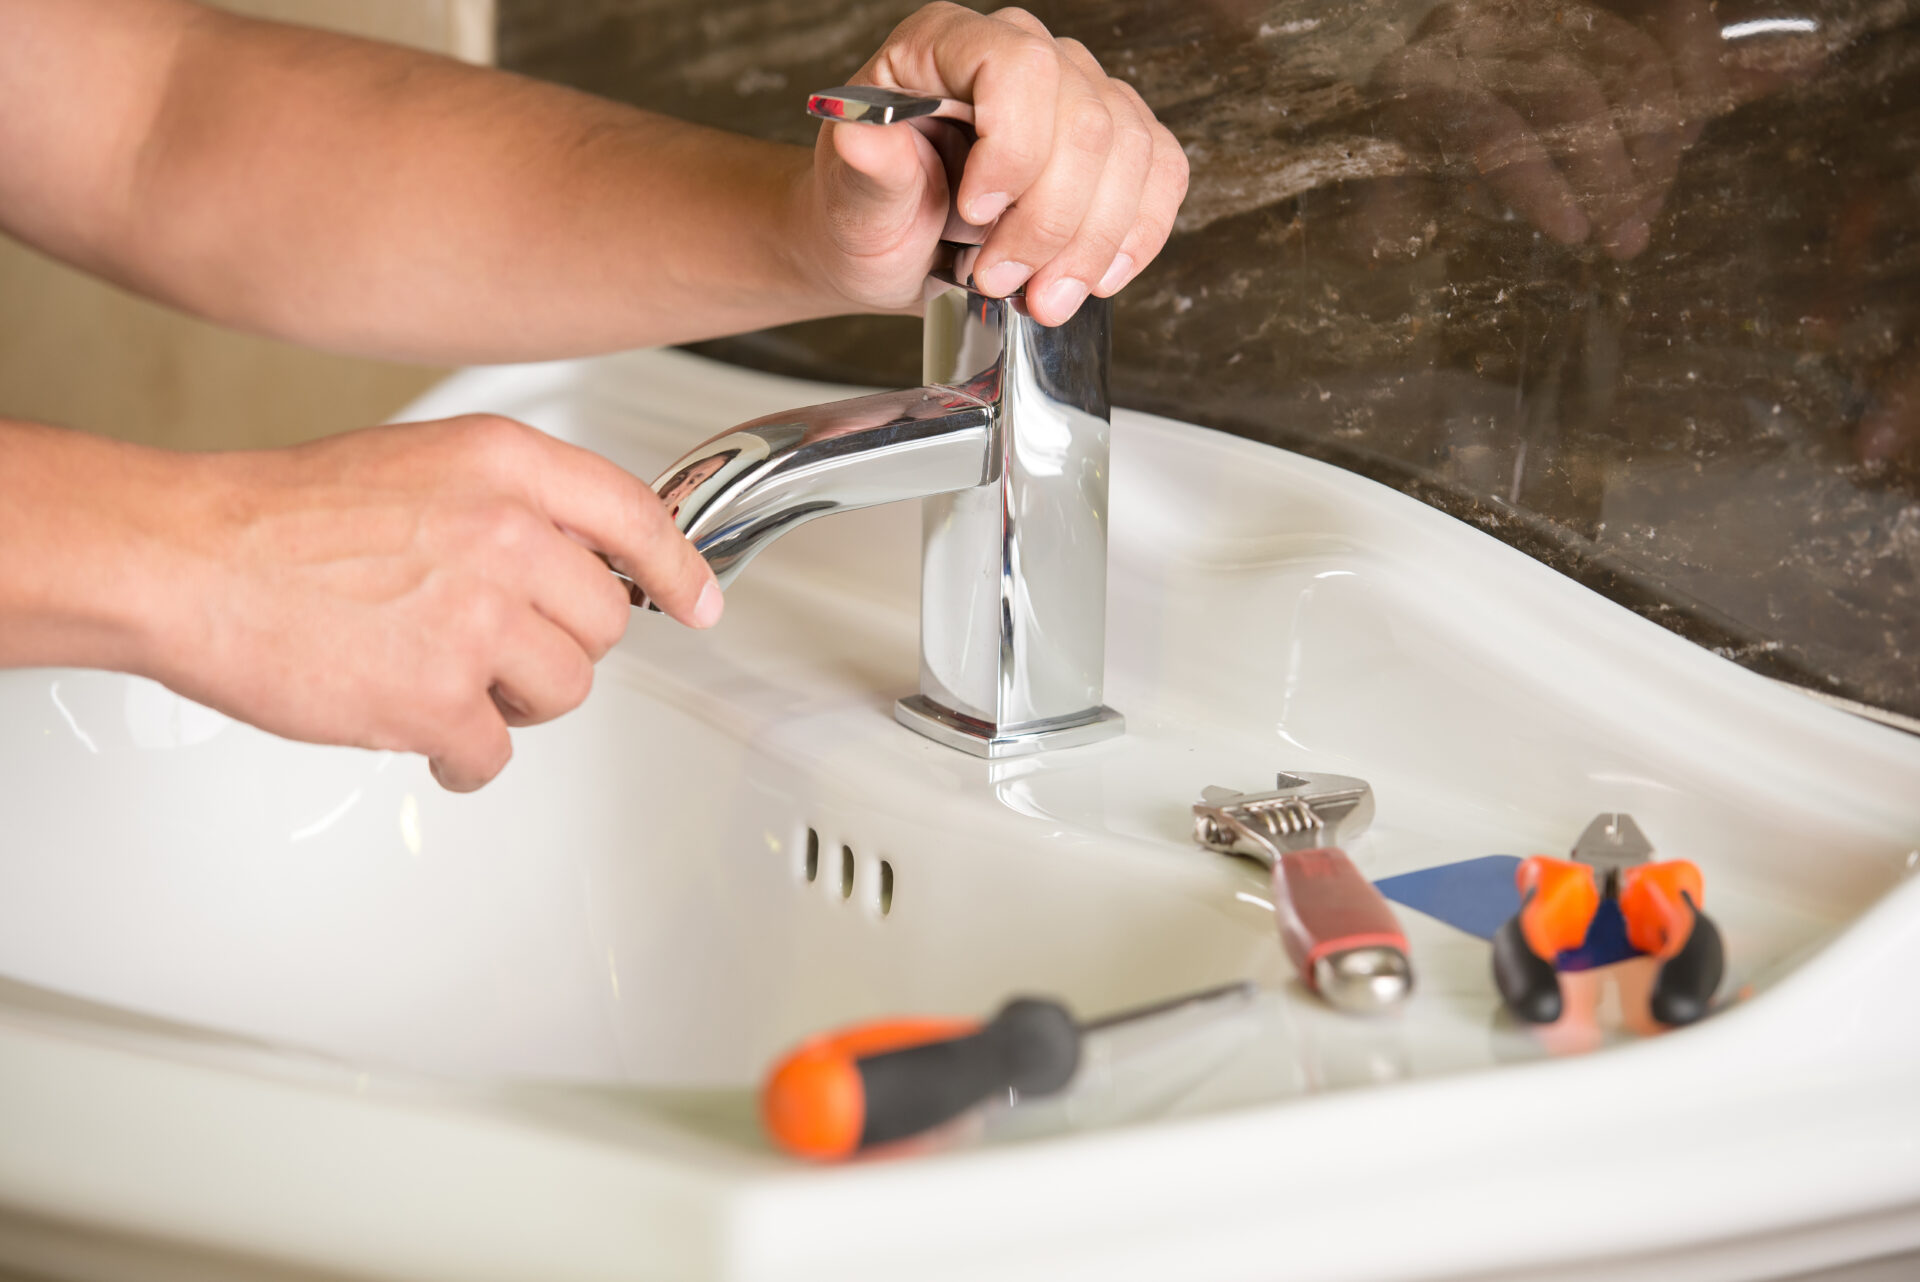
(854, 997, 1081, 1150)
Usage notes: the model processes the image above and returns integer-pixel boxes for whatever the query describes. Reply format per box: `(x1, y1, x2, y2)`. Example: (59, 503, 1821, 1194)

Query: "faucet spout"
(649, 375, 997, 589)
(639, 282, 1121, 759)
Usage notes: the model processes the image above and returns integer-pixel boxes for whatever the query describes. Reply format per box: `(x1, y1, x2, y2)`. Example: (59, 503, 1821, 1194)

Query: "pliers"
(1493, 813, 1725, 1027)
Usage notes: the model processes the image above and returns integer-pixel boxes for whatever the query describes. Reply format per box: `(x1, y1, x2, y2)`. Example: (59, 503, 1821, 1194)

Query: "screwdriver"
(761, 981, 1254, 1161)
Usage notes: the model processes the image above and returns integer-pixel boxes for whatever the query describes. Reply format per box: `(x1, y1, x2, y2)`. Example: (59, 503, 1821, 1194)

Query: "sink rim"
(1, 348, 1917, 1282)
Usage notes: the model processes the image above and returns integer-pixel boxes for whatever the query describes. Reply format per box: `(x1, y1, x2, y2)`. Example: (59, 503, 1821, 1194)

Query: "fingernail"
(975, 259, 1033, 297)
(969, 191, 1009, 223)
(1038, 276, 1089, 322)
(691, 580, 724, 629)
(1096, 253, 1136, 295)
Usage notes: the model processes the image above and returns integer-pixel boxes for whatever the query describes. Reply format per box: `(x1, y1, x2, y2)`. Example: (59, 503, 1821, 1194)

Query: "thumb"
(817, 120, 944, 251)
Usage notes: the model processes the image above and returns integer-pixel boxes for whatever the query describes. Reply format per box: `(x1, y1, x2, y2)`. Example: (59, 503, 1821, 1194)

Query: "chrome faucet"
(636, 87, 1123, 758)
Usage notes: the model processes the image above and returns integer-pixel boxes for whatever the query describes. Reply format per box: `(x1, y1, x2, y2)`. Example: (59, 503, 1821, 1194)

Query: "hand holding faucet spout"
(634, 374, 999, 595)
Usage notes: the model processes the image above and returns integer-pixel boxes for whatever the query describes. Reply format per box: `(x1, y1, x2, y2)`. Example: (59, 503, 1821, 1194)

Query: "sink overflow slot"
(796, 826, 894, 918)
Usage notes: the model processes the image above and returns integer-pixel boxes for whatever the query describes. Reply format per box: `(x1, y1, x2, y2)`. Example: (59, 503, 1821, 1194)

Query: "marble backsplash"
(501, 0, 1920, 726)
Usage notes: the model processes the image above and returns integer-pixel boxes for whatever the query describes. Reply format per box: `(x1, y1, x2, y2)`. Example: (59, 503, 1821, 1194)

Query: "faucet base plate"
(894, 696, 1125, 759)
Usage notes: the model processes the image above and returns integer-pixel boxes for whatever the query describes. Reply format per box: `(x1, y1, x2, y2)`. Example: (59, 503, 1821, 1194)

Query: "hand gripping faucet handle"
(807, 86, 994, 268)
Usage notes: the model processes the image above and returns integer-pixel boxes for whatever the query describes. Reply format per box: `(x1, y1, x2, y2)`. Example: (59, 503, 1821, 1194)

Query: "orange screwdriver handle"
(762, 1001, 1081, 1161)
(762, 1015, 979, 1161)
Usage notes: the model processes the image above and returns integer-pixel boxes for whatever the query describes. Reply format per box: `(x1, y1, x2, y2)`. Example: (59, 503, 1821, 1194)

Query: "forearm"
(0, 419, 185, 676)
(0, 0, 838, 364)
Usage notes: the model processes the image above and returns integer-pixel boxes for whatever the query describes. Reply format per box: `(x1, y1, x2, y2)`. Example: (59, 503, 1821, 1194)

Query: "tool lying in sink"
(1492, 813, 1725, 1027)
(761, 981, 1252, 1161)
(1193, 773, 1413, 1014)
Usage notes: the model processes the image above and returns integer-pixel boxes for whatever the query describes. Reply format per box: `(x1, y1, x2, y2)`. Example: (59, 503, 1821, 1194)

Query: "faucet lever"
(807, 84, 991, 254)
(806, 86, 974, 128)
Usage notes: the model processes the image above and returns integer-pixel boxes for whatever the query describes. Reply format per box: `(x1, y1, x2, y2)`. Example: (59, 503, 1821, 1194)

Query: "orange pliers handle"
(1619, 861, 1706, 958)
(1517, 856, 1705, 960)
(1497, 856, 1721, 1026)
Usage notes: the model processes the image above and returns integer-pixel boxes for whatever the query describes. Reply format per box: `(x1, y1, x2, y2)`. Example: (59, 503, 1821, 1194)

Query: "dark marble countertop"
(502, 0, 1920, 726)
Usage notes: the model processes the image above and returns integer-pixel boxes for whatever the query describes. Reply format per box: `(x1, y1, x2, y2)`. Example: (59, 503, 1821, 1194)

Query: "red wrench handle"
(1271, 847, 1409, 984)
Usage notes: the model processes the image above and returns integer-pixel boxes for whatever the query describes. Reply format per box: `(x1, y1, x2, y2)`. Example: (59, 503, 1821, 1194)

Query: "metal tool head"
(1571, 813, 1655, 876)
(1193, 772, 1376, 867)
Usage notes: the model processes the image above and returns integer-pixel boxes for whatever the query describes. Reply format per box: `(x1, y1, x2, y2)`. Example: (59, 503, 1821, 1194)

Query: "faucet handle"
(808, 85, 990, 251)
(806, 86, 974, 128)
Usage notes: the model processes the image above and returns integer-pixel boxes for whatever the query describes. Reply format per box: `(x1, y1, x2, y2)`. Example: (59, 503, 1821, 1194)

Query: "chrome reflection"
(47, 680, 98, 755)
(1722, 17, 1819, 39)
(646, 283, 1123, 759)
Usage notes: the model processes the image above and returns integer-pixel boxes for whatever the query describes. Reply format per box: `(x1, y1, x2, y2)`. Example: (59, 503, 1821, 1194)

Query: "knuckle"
(897, 2, 968, 46)
(996, 129, 1050, 178)
(557, 656, 595, 713)
(457, 586, 510, 641)
(476, 730, 513, 783)
(1024, 205, 1083, 249)
(991, 6, 1050, 36)
(481, 500, 540, 556)
(888, 7, 932, 44)
(1075, 220, 1127, 262)
(425, 668, 478, 726)
(588, 582, 630, 656)
(1114, 115, 1155, 163)
(1157, 133, 1192, 191)
(1063, 97, 1115, 155)
(1112, 77, 1152, 112)
(456, 413, 533, 468)
(621, 488, 671, 554)
(1002, 31, 1060, 84)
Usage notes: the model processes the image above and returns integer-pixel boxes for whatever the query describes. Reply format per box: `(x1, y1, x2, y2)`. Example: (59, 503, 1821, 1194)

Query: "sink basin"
(2, 349, 1917, 1282)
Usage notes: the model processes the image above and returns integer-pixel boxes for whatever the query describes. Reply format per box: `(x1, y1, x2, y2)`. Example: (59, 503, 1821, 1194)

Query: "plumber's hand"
(802, 2, 1189, 327)
(1372, 0, 1710, 260)
(149, 417, 719, 792)
(1370, 0, 1820, 260)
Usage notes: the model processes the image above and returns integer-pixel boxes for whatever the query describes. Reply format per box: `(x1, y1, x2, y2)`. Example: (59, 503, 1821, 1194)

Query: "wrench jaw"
(1192, 772, 1376, 867)
(1193, 773, 1413, 1015)
(1192, 793, 1315, 869)
(1272, 772, 1375, 847)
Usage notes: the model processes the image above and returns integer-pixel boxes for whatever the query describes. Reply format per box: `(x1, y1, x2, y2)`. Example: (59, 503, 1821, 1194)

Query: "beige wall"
(221, 0, 492, 64)
(0, 0, 494, 453)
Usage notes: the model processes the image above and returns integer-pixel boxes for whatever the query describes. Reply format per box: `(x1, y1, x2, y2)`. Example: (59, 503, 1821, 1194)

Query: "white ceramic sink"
(2, 349, 1918, 1282)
